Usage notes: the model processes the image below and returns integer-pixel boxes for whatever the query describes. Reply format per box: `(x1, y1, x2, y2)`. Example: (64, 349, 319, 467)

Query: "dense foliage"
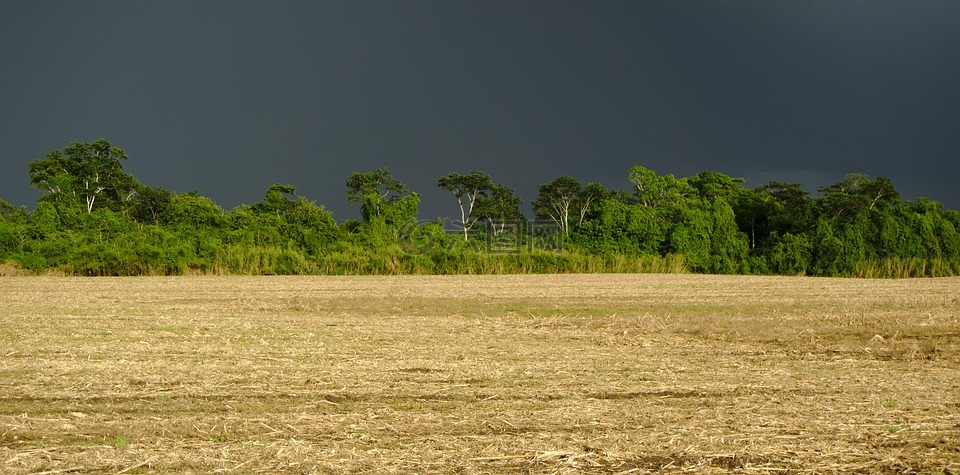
(2, 139, 959, 277)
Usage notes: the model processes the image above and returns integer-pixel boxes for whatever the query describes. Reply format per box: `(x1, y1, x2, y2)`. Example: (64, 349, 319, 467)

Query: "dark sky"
(3, 1, 959, 221)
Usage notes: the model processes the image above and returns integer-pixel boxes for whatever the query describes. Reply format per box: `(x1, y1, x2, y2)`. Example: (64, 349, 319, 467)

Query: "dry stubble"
(1, 274, 959, 473)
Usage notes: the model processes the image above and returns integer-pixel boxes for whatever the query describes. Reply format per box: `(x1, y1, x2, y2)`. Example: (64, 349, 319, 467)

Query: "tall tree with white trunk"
(28, 138, 139, 214)
(438, 171, 494, 240)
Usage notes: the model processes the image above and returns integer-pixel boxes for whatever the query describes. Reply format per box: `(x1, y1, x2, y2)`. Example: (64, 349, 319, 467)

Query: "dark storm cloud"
(2, 1, 959, 220)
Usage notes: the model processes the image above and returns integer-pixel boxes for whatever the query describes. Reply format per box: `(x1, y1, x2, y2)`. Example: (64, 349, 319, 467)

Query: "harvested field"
(1, 274, 959, 474)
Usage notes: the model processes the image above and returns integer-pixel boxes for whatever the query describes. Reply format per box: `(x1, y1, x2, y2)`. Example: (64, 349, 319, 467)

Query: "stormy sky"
(2, 1, 959, 220)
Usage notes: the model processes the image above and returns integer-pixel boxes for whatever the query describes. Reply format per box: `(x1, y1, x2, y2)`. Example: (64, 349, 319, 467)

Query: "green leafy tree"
(574, 183, 610, 226)
(924, 204, 960, 259)
(532, 176, 581, 235)
(283, 197, 339, 255)
(736, 182, 815, 252)
(810, 213, 871, 276)
(473, 183, 523, 234)
(28, 138, 139, 214)
(873, 207, 903, 258)
(811, 217, 844, 275)
(668, 205, 713, 272)
(383, 193, 421, 229)
(345, 168, 421, 252)
(532, 176, 603, 235)
(227, 206, 282, 247)
(248, 184, 338, 253)
(818, 174, 901, 221)
(757, 182, 816, 234)
(628, 165, 693, 209)
(255, 183, 299, 218)
(900, 198, 953, 260)
(572, 199, 663, 255)
(860, 176, 901, 211)
(129, 186, 175, 226)
(168, 191, 226, 230)
(230, 184, 301, 248)
(164, 192, 227, 271)
(840, 214, 871, 270)
(733, 188, 768, 251)
(767, 232, 813, 275)
(0, 198, 27, 259)
(688, 170, 746, 203)
(0, 197, 18, 220)
(708, 198, 749, 274)
(27, 202, 63, 239)
(345, 168, 407, 222)
(438, 171, 494, 240)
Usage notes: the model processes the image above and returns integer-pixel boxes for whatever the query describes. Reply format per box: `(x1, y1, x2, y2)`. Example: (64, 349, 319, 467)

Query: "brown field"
(1, 274, 959, 474)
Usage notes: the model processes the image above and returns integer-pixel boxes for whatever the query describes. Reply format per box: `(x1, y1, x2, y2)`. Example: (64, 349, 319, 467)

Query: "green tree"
(733, 188, 768, 251)
(818, 174, 901, 221)
(757, 182, 816, 234)
(0, 197, 18, 219)
(473, 183, 523, 234)
(532, 176, 603, 235)
(168, 191, 227, 231)
(812, 217, 843, 275)
(227, 206, 282, 247)
(345, 168, 407, 222)
(707, 198, 749, 274)
(688, 170, 746, 203)
(231, 184, 304, 248)
(532, 176, 580, 235)
(247, 183, 339, 253)
(28, 138, 139, 214)
(737, 182, 815, 253)
(0, 198, 27, 260)
(767, 232, 813, 275)
(129, 186, 175, 226)
(282, 197, 339, 255)
(628, 165, 693, 209)
(839, 214, 871, 270)
(383, 193, 421, 229)
(572, 199, 663, 255)
(668, 205, 713, 272)
(811, 214, 870, 276)
(901, 198, 955, 260)
(574, 183, 610, 226)
(437, 171, 494, 240)
(255, 183, 299, 218)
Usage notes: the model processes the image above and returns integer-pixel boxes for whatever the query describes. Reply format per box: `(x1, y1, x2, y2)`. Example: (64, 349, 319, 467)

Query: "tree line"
(2, 138, 959, 277)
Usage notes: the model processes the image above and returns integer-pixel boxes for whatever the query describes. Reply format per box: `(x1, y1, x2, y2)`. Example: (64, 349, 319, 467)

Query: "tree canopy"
(3, 138, 959, 277)
(438, 171, 495, 240)
(28, 138, 139, 214)
(345, 167, 407, 222)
